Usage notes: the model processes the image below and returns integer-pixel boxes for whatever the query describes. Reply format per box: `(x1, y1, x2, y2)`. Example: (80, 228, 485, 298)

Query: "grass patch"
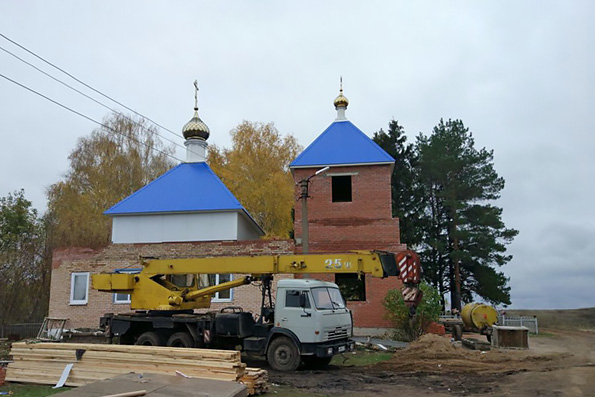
(529, 331, 557, 338)
(270, 384, 326, 396)
(0, 383, 69, 396)
(0, 340, 10, 361)
(506, 308, 595, 330)
(331, 350, 393, 367)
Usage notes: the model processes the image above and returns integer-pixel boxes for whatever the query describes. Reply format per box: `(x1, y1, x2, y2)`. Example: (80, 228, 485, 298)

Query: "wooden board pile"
(6, 342, 267, 394)
(240, 368, 269, 395)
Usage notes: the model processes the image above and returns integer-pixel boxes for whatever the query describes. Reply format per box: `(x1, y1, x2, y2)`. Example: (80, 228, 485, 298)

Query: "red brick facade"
(49, 240, 294, 329)
(49, 165, 406, 331)
(293, 164, 407, 328)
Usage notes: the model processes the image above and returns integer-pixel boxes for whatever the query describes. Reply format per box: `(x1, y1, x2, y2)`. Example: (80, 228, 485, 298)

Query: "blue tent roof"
(290, 120, 394, 168)
(105, 162, 246, 215)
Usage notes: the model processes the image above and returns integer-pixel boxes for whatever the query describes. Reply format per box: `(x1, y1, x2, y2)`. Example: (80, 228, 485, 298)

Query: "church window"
(335, 273, 366, 301)
(332, 175, 352, 202)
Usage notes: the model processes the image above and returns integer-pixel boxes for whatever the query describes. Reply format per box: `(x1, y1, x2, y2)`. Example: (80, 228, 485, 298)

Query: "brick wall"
(293, 164, 406, 328)
(49, 240, 294, 329)
(50, 162, 408, 330)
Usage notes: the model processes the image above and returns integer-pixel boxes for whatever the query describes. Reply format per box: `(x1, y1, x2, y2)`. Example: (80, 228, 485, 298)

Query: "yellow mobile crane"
(93, 250, 421, 371)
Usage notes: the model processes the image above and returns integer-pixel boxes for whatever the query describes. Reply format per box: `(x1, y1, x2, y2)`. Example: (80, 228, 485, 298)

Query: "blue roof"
(105, 162, 245, 215)
(290, 120, 395, 168)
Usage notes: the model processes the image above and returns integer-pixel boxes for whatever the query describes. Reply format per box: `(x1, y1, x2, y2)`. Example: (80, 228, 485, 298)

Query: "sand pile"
(404, 334, 466, 359)
(375, 334, 553, 375)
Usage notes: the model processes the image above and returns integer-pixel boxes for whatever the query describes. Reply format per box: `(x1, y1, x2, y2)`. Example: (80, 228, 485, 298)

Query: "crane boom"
(92, 250, 421, 311)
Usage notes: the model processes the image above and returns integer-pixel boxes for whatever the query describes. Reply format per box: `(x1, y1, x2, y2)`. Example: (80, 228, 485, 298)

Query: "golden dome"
(333, 77, 349, 109)
(333, 92, 349, 109)
(182, 108, 210, 140)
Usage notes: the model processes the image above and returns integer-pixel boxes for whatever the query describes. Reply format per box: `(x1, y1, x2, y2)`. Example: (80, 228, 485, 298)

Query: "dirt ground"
(267, 329, 595, 397)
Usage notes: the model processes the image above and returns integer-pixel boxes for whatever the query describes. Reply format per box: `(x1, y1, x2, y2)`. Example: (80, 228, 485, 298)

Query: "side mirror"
(299, 293, 307, 308)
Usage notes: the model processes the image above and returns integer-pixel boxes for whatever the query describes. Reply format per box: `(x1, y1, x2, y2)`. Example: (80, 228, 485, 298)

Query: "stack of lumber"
(240, 367, 269, 395)
(6, 342, 247, 387)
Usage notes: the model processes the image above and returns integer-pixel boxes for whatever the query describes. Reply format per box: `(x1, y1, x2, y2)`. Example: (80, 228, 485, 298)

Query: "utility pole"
(300, 178, 311, 254)
(298, 166, 330, 254)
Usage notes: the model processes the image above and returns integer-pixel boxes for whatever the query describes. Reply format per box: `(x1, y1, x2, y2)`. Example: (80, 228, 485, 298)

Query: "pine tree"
(373, 120, 424, 247)
(416, 119, 518, 309)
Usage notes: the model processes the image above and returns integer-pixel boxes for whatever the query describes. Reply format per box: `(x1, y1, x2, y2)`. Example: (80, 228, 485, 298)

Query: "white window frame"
(70, 272, 90, 305)
(112, 268, 141, 304)
(211, 274, 234, 303)
(113, 292, 132, 304)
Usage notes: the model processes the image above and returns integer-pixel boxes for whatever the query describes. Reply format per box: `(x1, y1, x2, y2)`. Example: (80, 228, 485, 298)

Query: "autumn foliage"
(208, 121, 302, 238)
(46, 113, 175, 248)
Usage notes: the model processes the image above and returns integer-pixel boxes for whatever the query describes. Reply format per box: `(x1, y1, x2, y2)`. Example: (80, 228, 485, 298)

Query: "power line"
(0, 32, 184, 141)
(0, 43, 187, 152)
(0, 72, 184, 163)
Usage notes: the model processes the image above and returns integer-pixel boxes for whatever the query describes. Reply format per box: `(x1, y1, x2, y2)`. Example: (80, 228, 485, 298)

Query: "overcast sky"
(1, 2, 593, 309)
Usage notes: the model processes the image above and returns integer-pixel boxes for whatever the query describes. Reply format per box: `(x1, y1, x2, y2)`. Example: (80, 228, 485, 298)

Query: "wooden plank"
(7, 363, 243, 382)
(6, 342, 260, 390)
(7, 362, 241, 383)
(8, 360, 242, 378)
(11, 352, 245, 370)
(11, 342, 241, 360)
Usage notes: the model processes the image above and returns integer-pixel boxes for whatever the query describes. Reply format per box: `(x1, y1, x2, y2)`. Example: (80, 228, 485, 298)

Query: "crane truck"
(92, 250, 422, 371)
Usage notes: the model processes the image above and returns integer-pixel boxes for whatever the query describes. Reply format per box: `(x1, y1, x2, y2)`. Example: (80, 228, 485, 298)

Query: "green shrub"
(383, 282, 442, 341)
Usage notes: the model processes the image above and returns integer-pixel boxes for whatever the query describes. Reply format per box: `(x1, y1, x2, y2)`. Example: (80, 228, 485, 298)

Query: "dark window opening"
(335, 273, 366, 301)
(332, 175, 352, 202)
(286, 290, 311, 308)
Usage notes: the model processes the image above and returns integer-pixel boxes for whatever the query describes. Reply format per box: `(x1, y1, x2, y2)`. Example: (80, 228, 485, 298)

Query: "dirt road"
(268, 329, 595, 396)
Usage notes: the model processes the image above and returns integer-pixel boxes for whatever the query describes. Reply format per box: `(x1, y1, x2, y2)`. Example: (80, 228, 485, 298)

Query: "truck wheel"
(302, 355, 332, 370)
(167, 332, 194, 348)
(135, 331, 165, 346)
(267, 336, 300, 372)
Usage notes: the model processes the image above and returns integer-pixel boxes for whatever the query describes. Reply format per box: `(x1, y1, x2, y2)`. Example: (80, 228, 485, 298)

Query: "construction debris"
(240, 368, 269, 395)
(5, 342, 267, 394)
(461, 338, 492, 351)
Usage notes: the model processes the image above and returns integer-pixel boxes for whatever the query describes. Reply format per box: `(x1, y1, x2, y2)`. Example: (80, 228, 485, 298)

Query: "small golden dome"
(182, 108, 210, 140)
(333, 77, 349, 109)
(333, 92, 349, 109)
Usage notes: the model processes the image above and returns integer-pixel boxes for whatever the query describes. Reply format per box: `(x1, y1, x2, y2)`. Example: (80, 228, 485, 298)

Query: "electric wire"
(0, 32, 184, 141)
(0, 72, 184, 163)
(0, 43, 187, 152)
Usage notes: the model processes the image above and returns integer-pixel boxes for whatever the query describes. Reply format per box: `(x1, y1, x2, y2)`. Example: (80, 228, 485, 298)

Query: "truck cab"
(263, 279, 355, 370)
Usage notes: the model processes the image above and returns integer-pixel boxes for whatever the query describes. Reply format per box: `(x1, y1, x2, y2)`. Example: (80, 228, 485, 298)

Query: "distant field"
(505, 307, 595, 330)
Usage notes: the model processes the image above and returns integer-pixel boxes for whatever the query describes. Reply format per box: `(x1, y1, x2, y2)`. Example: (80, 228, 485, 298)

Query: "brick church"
(48, 83, 408, 333)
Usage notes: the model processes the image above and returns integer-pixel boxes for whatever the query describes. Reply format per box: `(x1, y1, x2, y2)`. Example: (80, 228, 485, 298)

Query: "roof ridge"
(202, 163, 243, 206)
(290, 121, 336, 166)
(346, 121, 397, 161)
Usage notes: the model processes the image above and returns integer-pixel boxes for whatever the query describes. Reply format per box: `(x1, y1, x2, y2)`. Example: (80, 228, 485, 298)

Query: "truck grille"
(325, 326, 350, 341)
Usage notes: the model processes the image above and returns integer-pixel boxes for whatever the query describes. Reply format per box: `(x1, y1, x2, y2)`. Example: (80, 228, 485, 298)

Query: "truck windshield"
(311, 287, 346, 310)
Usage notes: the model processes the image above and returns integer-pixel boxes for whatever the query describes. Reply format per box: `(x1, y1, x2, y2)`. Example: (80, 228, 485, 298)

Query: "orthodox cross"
(193, 80, 199, 110)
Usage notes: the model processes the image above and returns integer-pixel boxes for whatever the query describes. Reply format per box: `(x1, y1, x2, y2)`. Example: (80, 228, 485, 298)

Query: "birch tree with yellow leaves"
(46, 113, 175, 248)
(209, 121, 301, 238)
